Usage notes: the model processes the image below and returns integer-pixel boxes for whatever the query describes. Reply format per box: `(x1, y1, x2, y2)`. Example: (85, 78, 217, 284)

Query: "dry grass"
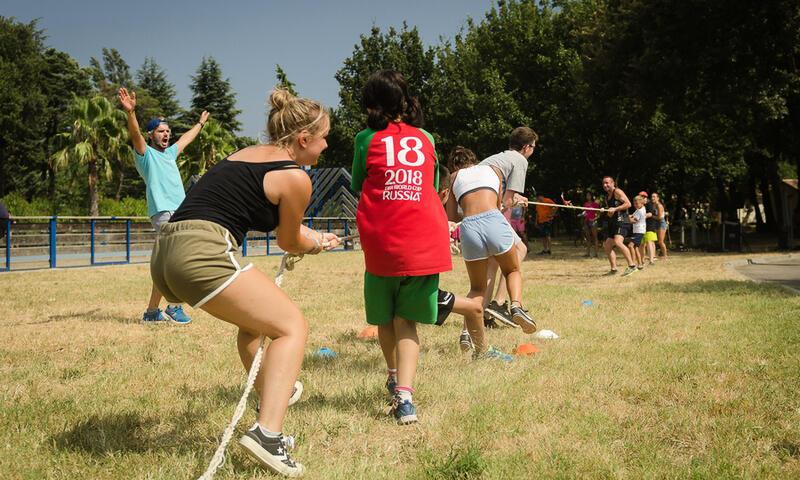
(1, 242, 799, 479)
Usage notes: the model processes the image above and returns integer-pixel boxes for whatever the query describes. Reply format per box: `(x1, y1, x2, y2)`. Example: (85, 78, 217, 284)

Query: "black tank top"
(645, 200, 657, 231)
(607, 188, 630, 225)
(170, 158, 302, 245)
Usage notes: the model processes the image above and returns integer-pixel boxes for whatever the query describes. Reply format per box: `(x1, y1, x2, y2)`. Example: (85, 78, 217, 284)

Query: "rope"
(197, 234, 359, 480)
(521, 200, 608, 213)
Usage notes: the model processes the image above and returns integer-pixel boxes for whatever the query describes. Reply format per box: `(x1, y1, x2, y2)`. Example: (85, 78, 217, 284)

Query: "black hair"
(362, 70, 424, 131)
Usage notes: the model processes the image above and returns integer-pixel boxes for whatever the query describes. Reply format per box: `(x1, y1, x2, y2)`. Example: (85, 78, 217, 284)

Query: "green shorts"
(363, 271, 439, 326)
(643, 231, 658, 242)
(150, 220, 253, 308)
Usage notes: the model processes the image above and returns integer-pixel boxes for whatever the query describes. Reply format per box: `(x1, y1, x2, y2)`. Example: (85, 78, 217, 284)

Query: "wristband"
(305, 236, 321, 254)
(198, 121, 205, 128)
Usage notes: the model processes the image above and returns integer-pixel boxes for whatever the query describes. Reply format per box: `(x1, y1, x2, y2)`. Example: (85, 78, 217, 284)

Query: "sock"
(146, 307, 159, 314)
(387, 368, 397, 384)
(167, 304, 178, 309)
(395, 386, 413, 402)
(251, 422, 280, 438)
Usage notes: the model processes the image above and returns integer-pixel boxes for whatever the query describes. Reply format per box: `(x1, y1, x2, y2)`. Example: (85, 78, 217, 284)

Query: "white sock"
(251, 422, 280, 438)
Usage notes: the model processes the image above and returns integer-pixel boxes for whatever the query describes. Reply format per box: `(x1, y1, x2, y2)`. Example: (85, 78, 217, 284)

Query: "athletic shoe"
(602, 269, 618, 276)
(546, 250, 552, 255)
(435, 289, 455, 326)
(510, 305, 537, 334)
(648, 261, 655, 266)
(472, 345, 513, 362)
(164, 305, 191, 324)
(141, 309, 167, 323)
(485, 301, 517, 328)
(593, 253, 599, 258)
(659, 255, 668, 260)
(239, 428, 305, 477)
(484, 317, 499, 329)
(459, 330, 475, 352)
(256, 381, 304, 414)
(390, 397, 418, 425)
(385, 376, 397, 398)
(582, 253, 591, 258)
(621, 266, 638, 277)
(637, 265, 644, 270)
(536, 250, 548, 256)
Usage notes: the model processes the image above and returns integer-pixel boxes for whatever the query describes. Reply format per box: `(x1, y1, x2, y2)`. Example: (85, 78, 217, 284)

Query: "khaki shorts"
(150, 220, 253, 309)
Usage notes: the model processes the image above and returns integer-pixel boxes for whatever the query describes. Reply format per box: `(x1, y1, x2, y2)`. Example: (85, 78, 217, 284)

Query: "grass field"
(1, 244, 799, 479)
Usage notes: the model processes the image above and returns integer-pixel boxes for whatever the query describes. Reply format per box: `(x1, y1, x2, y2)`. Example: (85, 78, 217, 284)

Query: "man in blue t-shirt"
(119, 87, 209, 324)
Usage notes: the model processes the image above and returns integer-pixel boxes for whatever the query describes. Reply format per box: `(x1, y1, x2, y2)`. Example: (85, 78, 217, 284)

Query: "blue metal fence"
(1, 216, 356, 271)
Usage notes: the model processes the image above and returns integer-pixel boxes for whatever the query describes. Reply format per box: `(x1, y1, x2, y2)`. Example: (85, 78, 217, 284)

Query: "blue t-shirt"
(134, 144, 186, 217)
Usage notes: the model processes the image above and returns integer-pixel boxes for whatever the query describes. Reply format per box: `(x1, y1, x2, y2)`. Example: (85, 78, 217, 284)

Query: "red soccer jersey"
(350, 122, 452, 276)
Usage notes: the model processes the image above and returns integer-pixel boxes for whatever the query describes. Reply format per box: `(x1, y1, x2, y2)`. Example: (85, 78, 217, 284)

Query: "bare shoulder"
(264, 167, 311, 204)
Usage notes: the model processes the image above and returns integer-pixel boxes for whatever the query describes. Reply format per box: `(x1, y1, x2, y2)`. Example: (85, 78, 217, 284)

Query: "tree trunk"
(114, 171, 124, 202)
(760, 176, 776, 231)
(88, 156, 99, 216)
(767, 157, 789, 249)
(748, 177, 765, 232)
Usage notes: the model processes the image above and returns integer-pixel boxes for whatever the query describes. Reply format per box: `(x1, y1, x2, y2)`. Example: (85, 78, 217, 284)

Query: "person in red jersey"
(351, 70, 451, 425)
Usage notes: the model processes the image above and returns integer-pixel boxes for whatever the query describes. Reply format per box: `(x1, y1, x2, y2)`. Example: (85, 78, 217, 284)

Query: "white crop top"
(452, 164, 501, 202)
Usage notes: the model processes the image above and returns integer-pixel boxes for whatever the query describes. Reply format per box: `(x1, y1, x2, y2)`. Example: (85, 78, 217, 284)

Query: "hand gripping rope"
(197, 234, 359, 480)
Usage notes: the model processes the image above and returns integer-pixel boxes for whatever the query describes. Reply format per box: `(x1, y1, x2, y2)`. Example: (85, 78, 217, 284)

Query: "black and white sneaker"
(436, 289, 455, 326)
(510, 304, 537, 334)
(239, 428, 305, 477)
(485, 300, 518, 328)
(459, 330, 475, 352)
(484, 317, 499, 329)
(256, 381, 303, 414)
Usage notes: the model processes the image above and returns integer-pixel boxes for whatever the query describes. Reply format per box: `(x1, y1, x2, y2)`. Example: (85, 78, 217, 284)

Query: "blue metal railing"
(1, 216, 356, 271)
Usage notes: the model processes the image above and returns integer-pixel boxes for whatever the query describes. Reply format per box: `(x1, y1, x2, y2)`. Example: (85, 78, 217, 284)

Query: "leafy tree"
(136, 57, 182, 119)
(178, 119, 237, 179)
(89, 47, 133, 91)
(51, 95, 133, 215)
(275, 64, 298, 95)
(187, 56, 242, 133)
(324, 23, 438, 168)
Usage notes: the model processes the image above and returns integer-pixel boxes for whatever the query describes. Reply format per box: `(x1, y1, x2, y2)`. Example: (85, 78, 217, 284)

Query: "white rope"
(197, 233, 359, 479)
(520, 200, 608, 212)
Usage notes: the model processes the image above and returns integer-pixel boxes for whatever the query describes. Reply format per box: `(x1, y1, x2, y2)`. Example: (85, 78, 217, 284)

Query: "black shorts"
(436, 289, 455, 326)
(608, 222, 632, 238)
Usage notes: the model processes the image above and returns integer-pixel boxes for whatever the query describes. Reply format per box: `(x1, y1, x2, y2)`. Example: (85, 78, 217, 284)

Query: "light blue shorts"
(460, 210, 516, 261)
(150, 210, 175, 231)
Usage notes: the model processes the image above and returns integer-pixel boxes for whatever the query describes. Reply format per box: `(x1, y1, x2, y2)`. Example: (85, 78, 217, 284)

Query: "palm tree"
(178, 118, 236, 179)
(51, 95, 133, 216)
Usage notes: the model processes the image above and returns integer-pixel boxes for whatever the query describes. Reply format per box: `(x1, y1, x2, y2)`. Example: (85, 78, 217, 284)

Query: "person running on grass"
(350, 70, 452, 425)
(479, 127, 537, 327)
(445, 146, 537, 338)
(119, 87, 208, 325)
(150, 87, 338, 477)
(601, 175, 637, 276)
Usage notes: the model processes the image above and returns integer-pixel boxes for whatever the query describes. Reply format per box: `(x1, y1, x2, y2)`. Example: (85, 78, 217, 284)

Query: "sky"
(4, 0, 497, 139)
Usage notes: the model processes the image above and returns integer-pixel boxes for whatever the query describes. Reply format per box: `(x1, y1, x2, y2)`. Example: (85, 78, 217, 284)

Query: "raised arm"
(174, 110, 210, 156)
(118, 88, 146, 155)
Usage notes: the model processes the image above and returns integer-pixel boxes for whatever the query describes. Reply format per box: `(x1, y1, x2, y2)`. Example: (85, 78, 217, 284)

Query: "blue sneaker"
(472, 345, 514, 362)
(390, 397, 418, 425)
(141, 308, 167, 324)
(385, 375, 397, 398)
(164, 305, 192, 324)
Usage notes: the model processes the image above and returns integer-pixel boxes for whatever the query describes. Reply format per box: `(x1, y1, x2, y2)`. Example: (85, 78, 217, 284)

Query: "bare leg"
(494, 247, 522, 304)
(604, 237, 617, 270)
(647, 240, 656, 262)
(393, 316, 419, 390)
(483, 256, 500, 309)
(147, 283, 162, 310)
(378, 323, 396, 370)
(657, 229, 668, 257)
(202, 268, 308, 432)
(584, 228, 591, 255)
(615, 235, 634, 266)
(463, 259, 489, 353)
(591, 228, 599, 256)
(492, 239, 526, 304)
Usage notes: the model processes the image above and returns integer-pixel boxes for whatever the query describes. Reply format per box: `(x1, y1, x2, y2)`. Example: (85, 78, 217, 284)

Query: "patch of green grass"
(0, 246, 799, 478)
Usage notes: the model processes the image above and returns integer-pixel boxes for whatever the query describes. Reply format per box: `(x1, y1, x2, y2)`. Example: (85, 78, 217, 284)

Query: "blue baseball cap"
(146, 117, 168, 132)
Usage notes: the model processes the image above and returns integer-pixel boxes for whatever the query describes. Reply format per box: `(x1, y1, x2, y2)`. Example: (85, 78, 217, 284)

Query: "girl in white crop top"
(451, 164, 501, 203)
